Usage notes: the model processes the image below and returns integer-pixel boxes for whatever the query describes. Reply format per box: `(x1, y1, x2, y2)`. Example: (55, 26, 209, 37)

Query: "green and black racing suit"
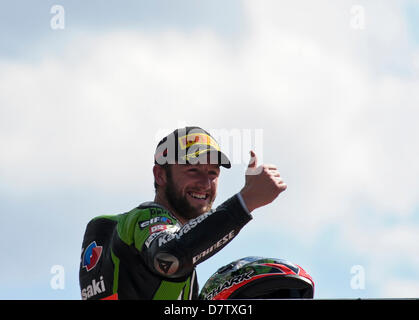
(79, 193, 252, 300)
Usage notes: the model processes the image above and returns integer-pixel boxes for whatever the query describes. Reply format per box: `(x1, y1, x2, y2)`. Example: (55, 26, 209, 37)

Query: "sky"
(1, 0, 419, 299)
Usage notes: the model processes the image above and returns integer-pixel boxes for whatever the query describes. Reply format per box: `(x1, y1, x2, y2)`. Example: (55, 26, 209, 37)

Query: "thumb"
(248, 150, 257, 169)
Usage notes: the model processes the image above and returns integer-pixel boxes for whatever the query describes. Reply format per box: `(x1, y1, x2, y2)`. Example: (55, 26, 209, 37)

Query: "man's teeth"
(189, 192, 207, 199)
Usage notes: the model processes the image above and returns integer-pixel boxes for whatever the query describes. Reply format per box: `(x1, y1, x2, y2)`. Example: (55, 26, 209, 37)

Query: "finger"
(274, 175, 282, 181)
(268, 170, 281, 177)
(271, 175, 284, 184)
(276, 181, 287, 192)
(248, 150, 258, 169)
(263, 164, 278, 171)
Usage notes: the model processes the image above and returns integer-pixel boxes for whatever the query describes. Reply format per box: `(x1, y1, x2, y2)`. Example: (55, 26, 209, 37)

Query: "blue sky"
(1, 0, 419, 299)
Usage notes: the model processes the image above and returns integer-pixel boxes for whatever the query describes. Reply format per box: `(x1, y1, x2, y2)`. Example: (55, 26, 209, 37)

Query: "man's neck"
(154, 193, 188, 225)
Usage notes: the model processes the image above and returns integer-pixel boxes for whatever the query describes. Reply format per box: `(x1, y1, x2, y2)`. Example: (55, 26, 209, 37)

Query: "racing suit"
(79, 193, 252, 300)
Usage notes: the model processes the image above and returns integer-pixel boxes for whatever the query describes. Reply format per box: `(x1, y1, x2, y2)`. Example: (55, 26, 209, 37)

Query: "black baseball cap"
(154, 126, 231, 168)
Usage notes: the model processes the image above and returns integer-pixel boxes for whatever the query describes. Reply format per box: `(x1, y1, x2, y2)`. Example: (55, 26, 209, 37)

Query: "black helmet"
(199, 256, 315, 300)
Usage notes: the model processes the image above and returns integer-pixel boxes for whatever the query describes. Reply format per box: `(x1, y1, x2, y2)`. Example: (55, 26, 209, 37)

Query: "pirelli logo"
(178, 133, 220, 151)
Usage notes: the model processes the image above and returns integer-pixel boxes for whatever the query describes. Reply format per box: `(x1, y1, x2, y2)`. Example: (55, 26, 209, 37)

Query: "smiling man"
(154, 162, 220, 223)
(79, 126, 287, 300)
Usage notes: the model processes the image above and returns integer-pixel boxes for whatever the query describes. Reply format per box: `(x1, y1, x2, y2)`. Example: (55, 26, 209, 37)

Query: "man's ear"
(153, 165, 167, 188)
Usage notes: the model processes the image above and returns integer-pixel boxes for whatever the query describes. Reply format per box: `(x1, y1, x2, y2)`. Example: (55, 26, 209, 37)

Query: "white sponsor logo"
(204, 270, 254, 300)
(145, 231, 165, 248)
(81, 276, 106, 300)
(158, 211, 214, 247)
(192, 230, 235, 264)
(139, 216, 172, 229)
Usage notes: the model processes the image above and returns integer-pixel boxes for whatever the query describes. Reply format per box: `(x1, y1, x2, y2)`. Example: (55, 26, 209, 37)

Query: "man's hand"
(240, 150, 287, 213)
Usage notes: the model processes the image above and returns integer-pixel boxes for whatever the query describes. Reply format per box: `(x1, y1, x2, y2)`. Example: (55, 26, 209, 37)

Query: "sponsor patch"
(139, 216, 173, 229)
(154, 252, 180, 276)
(150, 224, 167, 234)
(81, 241, 103, 272)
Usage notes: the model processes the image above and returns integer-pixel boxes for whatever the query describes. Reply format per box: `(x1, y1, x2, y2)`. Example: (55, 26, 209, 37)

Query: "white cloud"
(380, 279, 419, 298)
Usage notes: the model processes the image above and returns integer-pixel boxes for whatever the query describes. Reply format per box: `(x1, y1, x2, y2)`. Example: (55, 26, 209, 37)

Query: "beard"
(164, 170, 215, 221)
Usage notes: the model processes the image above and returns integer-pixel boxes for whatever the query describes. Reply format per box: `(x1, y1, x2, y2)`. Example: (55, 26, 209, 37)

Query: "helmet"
(199, 256, 314, 300)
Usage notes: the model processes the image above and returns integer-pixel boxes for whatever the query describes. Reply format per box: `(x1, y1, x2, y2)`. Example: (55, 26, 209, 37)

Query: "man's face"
(164, 163, 220, 221)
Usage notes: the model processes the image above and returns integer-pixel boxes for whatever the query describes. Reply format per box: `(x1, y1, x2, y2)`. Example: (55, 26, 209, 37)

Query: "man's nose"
(195, 174, 211, 189)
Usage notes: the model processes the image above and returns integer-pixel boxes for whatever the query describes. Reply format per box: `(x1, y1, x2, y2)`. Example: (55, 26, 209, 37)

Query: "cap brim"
(184, 148, 231, 168)
(218, 151, 231, 168)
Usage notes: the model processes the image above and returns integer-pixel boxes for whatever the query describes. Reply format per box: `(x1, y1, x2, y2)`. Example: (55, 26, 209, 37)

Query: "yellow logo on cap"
(178, 133, 220, 151)
(182, 149, 216, 161)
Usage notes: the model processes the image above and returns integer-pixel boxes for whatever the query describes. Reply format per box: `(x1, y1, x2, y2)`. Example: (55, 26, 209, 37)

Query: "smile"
(187, 191, 209, 200)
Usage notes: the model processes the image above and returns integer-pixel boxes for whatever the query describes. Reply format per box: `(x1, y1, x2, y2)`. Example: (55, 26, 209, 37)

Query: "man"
(79, 126, 287, 300)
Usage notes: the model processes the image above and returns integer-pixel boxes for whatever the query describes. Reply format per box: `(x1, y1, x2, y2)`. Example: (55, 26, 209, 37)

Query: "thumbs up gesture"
(240, 151, 287, 213)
